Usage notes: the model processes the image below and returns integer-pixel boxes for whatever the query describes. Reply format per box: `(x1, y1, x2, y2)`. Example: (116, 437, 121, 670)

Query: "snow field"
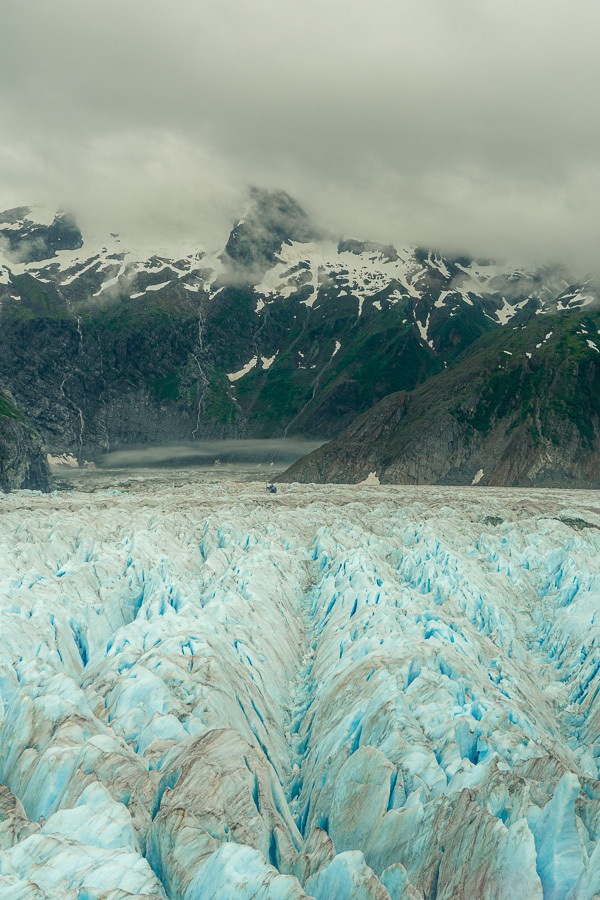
(0, 483, 598, 898)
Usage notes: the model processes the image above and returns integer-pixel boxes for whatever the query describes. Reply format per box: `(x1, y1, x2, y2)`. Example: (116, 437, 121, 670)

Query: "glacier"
(0, 480, 599, 898)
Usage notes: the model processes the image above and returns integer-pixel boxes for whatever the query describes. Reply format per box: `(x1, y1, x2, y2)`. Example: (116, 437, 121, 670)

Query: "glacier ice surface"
(0, 481, 599, 898)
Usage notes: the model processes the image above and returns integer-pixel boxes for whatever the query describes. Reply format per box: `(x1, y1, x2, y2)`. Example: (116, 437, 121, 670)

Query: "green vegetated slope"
(0, 268, 468, 454)
(208, 286, 446, 436)
(281, 312, 600, 487)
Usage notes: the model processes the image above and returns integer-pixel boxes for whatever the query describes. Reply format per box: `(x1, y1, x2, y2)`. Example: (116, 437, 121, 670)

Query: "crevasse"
(0, 483, 598, 899)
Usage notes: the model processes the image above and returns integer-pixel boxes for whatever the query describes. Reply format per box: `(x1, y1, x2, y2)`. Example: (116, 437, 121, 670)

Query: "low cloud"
(2, 0, 600, 269)
(100, 440, 324, 468)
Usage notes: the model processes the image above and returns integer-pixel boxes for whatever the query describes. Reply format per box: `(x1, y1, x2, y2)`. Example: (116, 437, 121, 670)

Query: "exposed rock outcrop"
(222, 187, 323, 279)
(0, 386, 51, 492)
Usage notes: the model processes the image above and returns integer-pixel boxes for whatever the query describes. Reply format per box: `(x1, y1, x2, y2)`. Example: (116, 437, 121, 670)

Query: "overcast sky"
(2, 0, 600, 268)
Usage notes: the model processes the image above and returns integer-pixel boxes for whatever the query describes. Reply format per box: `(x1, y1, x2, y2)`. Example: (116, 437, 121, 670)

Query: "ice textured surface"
(0, 481, 599, 898)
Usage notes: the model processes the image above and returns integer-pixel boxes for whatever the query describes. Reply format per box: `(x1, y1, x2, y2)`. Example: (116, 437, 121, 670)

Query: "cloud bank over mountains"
(2, 0, 600, 267)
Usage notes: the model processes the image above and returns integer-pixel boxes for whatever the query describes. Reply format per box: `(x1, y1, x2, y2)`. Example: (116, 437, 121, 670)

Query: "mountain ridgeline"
(1, 190, 600, 487)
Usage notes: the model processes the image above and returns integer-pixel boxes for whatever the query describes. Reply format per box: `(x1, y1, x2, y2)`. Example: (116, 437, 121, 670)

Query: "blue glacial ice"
(0, 482, 598, 898)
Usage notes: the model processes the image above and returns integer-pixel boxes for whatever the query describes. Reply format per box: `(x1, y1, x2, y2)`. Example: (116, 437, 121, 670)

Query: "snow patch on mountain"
(255, 240, 418, 307)
(228, 356, 258, 381)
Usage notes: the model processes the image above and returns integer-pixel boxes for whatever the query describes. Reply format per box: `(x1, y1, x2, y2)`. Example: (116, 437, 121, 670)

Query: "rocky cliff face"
(0, 387, 51, 492)
(281, 312, 600, 487)
(222, 188, 323, 278)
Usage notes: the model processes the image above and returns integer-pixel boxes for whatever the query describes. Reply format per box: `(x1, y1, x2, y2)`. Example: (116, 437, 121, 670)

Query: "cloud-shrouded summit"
(1, 0, 600, 266)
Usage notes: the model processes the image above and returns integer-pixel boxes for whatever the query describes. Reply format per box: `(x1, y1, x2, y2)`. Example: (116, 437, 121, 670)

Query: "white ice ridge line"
(0, 487, 598, 896)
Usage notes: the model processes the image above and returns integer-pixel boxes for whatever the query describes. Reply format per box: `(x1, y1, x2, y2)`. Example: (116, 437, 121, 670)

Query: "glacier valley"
(0, 479, 599, 898)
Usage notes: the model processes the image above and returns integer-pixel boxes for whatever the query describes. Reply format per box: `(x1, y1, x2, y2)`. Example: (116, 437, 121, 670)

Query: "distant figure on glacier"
(266, 483, 277, 494)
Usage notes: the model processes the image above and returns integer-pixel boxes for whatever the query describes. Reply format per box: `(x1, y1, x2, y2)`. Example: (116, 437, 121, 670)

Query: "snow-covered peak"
(223, 187, 323, 278)
(0, 205, 223, 301)
(0, 205, 83, 265)
(0, 204, 59, 228)
(256, 239, 417, 309)
(0, 196, 593, 330)
(254, 237, 579, 326)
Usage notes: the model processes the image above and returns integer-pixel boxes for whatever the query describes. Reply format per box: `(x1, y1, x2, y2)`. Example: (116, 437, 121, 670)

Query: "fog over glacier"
(0, 478, 599, 897)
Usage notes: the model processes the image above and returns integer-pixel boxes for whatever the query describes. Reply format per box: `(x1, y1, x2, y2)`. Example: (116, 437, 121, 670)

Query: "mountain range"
(1, 188, 599, 488)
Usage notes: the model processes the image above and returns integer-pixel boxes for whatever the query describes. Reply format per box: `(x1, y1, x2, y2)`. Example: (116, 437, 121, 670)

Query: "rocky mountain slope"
(282, 311, 600, 487)
(0, 193, 591, 461)
(0, 385, 51, 491)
